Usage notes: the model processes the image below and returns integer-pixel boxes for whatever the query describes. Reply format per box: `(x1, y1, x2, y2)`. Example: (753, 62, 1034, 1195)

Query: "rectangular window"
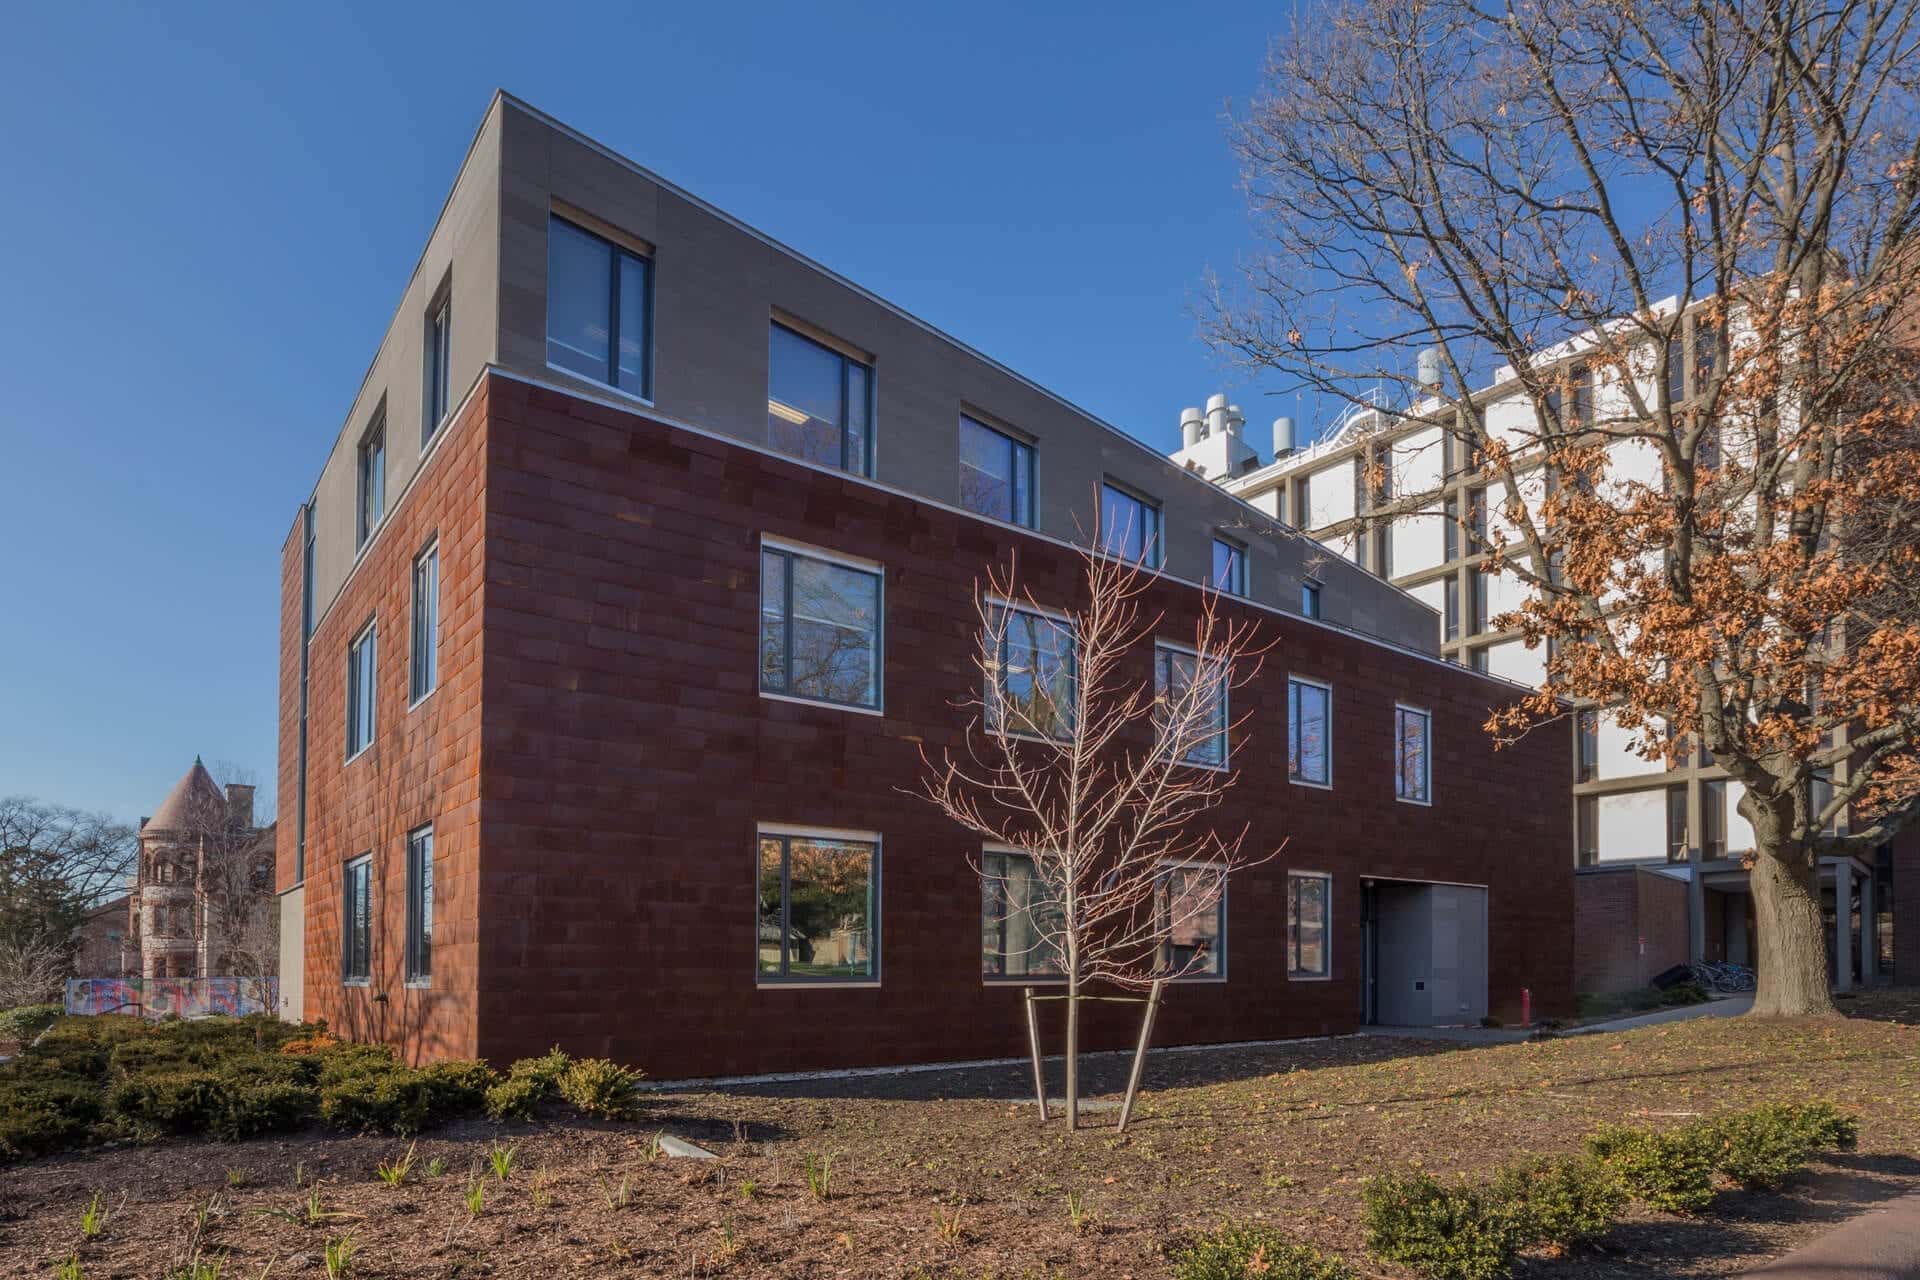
(1702, 780, 1727, 859)
(768, 322, 872, 476)
(1467, 486, 1488, 545)
(758, 544, 883, 710)
(981, 849, 1063, 979)
(1571, 364, 1594, 428)
(410, 542, 439, 705)
(1576, 711, 1598, 782)
(1157, 863, 1225, 978)
(1287, 872, 1330, 978)
(424, 290, 452, 447)
(1443, 495, 1460, 561)
(547, 214, 653, 399)
(957, 415, 1035, 527)
(1470, 568, 1489, 633)
(1301, 579, 1323, 619)
(346, 622, 377, 759)
(1469, 646, 1489, 673)
(343, 854, 371, 984)
(1666, 332, 1686, 406)
(1155, 643, 1228, 768)
(757, 830, 878, 983)
(1288, 676, 1332, 787)
(1690, 320, 1718, 397)
(1211, 536, 1247, 596)
(1099, 482, 1161, 566)
(1373, 526, 1392, 578)
(1443, 576, 1460, 641)
(1395, 705, 1432, 804)
(1577, 795, 1598, 866)
(1667, 784, 1690, 861)
(986, 604, 1077, 740)
(405, 824, 432, 985)
(356, 414, 384, 549)
(1290, 477, 1310, 529)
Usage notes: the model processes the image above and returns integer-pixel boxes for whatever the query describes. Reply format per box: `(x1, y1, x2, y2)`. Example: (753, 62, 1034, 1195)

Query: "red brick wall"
(1573, 868, 1689, 993)
(459, 376, 1571, 1077)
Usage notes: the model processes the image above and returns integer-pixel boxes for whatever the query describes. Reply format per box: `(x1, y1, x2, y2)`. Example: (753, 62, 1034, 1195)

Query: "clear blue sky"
(0, 0, 1321, 825)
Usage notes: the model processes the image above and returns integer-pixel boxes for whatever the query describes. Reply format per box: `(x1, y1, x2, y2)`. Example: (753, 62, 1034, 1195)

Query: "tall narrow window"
(405, 824, 433, 985)
(768, 322, 872, 476)
(986, 604, 1076, 740)
(1301, 579, 1323, 619)
(1571, 363, 1594, 428)
(1443, 495, 1459, 561)
(1690, 320, 1719, 397)
(1395, 705, 1432, 803)
(759, 544, 882, 710)
(1702, 780, 1727, 859)
(1373, 526, 1392, 578)
(1665, 332, 1687, 406)
(356, 414, 385, 549)
(1290, 477, 1310, 529)
(1667, 784, 1690, 861)
(1470, 568, 1489, 634)
(424, 289, 452, 446)
(546, 215, 653, 398)
(1576, 711, 1598, 781)
(343, 854, 371, 984)
(1288, 676, 1331, 786)
(1467, 486, 1488, 545)
(1099, 483, 1161, 566)
(1287, 872, 1330, 978)
(1577, 795, 1599, 866)
(1211, 537, 1247, 596)
(410, 542, 439, 704)
(1443, 576, 1460, 641)
(1156, 863, 1225, 978)
(757, 830, 878, 983)
(1155, 643, 1228, 767)
(346, 622, 377, 759)
(958, 415, 1035, 527)
(981, 849, 1064, 979)
(1469, 647, 1489, 673)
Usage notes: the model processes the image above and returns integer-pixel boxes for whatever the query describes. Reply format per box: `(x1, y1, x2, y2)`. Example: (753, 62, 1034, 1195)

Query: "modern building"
(275, 93, 1571, 1076)
(1173, 333, 1902, 992)
(128, 758, 277, 981)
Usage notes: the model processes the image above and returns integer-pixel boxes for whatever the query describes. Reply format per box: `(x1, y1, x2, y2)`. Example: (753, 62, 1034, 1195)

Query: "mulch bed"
(2, 993, 1917, 1278)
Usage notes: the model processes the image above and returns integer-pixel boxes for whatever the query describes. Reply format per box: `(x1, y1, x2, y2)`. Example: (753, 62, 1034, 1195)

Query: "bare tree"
(917, 538, 1277, 1129)
(0, 797, 136, 967)
(169, 771, 278, 991)
(0, 936, 70, 1009)
(1209, 0, 1920, 1016)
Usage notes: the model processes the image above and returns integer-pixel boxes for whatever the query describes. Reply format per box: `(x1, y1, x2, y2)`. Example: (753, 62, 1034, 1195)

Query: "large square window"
(546, 215, 653, 399)
(981, 849, 1064, 979)
(1155, 643, 1228, 768)
(1395, 705, 1432, 804)
(1157, 863, 1225, 978)
(768, 323, 872, 476)
(343, 854, 372, 984)
(1287, 872, 1330, 978)
(1099, 483, 1161, 566)
(958, 415, 1035, 527)
(759, 545, 882, 710)
(986, 604, 1076, 740)
(1288, 676, 1331, 786)
(405, 824, 432, 985)
(757, 831, 878, 983)
(346, 622, 377, 759)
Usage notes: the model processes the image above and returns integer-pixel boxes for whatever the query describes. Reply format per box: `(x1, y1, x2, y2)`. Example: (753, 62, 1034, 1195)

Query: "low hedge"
(1171, 1222, 1354, 1280)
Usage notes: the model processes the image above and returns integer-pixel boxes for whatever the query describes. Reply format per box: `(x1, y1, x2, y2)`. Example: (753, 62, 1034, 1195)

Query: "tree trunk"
(1749, 840, 1839, 1018)
(1064, 976, 1080, 1132)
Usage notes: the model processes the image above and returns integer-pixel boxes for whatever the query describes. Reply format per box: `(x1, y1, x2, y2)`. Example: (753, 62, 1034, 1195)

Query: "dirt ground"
(3, 991, 1918, 1279)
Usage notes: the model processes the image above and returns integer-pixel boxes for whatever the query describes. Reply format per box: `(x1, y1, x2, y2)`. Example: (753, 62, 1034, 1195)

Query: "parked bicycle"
(1689, 959, 1757, 993)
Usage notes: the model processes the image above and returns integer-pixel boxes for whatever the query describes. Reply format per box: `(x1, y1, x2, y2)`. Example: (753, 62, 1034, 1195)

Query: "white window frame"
(1153, 640, 1229, 771)
(754, 823, 883, 990)
(409, 538, 440, 709)
(1155, 858, 1228, 982)
(979, 843, 1067, 985)
(1286, 869, 1333, 981)
(1287, 674, 1333, 790)
(404, 823, 433, 988)
(1394, 702, 1434, 806)
(983, 595, 1078, 743)
(345, 618, 378, 762)
(342, 852, 373, 987)
(757, 535, 886, 717)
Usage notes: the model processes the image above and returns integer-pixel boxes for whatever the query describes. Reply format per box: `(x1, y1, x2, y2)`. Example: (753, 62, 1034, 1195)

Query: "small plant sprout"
(1066, 1188, 1091, 1234)
(599, 1174, 632, 1211)
(464, 1179, 486, 1220)
(292, 1160, 306, 1188)
(644, 1131, 665, 1162)
(738, 1178, 759, 1201)
(225, 1168, 247, 1189)
(375, 1142, 416, 1188)
(529, 1168, 554, 1210)
(323, 1233, 355, 1280)
(425, 1155, 447, 1179)
(487, 1142, 517, 1181)
(804, 1152, 834, 1202)
(79, 1191, 108, 1238)
(55, 1252, 82, 1280)
(933, 1202, 965, 1246)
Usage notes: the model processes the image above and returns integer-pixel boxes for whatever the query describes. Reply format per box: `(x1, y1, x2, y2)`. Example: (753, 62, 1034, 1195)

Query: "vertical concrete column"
(1833, 861, 1854, 992)
(1858, 867, 1876, 986)
(1686, 865, 1707, 963)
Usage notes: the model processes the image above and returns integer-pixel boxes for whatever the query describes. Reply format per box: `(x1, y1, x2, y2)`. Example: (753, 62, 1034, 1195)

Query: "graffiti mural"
(64, 977, 279, 1019)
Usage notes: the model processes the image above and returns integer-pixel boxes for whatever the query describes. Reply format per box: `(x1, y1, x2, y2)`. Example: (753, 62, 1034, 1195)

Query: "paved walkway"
(1743, 1190, 1920, 1278)
(1359, 994, 1754, 1046)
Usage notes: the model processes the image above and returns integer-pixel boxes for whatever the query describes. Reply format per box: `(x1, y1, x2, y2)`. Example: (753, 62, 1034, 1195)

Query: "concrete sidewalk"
(1744, 1191, 1920, 1278)
(1565, 993, 1753, 1034)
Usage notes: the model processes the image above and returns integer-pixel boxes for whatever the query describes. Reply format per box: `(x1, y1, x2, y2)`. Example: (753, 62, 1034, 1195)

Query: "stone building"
(129, 758, 278, 980)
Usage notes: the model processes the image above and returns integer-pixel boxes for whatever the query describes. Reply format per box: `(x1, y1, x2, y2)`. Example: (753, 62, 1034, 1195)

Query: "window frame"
(1098, 480, 1162, 568)
(1286, 870, 1333, 981)
(1210, 535, 1248, 597)
(1300, 579, 1323, 619)
(957, 413, 1036, 529)
(1394, 703, 1433, 806)
(1703, 779, 1728, 860)
(409, 538, 439, 708)
(767, 320, 874, 478)
(342, 853, 372, 986)
(755, 824, 882, 988)
(1155, 859, 1228, 981)
(423, 284, 452, 449)
(345, 619, 377, 761)
(355, 410, 385, 551)
(545, 213, 656, 402)
(979, 845, 1066, 984)
(1287, 675, 1333, 789)
(404, 824, 433, 987)
(757, 537, 886, 715)
(1154, 641, 1229, 770)
(984, 598, 1079, 742)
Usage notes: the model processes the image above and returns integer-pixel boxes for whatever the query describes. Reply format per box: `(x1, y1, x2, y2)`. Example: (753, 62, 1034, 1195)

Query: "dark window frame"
(546, 214, 656, 400)
(1301, 579, 1323, 619)
(1286, 870, 1332, 979)
(957, 413, 1036, 528)
(1154, 642, 1229, 769)
(355, 411, 385, 550)
(404, 824, 433, 986)
(1098, 480, 1163, 567)
(980, 847, 1065, 982)
(985, 602, 1078, 741)
(342, 853, 372, 985)
(755, 830, 881, 986)
(409, 539, 439, 706)
(1288, 675, 1333, 788)
(423, 284, 452, 449)
(1394, 704, 1432, 804)
(758, 542, 885, 712)
(346, 620, 377, 760)
(1211, 535, 1248, 597)
(1155, 861, 1228, 980)
(768, 321, 874, 477)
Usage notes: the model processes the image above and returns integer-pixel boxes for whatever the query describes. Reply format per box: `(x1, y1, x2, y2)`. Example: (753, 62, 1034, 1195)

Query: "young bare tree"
(1208, 0, 1920, 1017)
(0, 797, 136, 972)
(917, 539, 1276, 1129)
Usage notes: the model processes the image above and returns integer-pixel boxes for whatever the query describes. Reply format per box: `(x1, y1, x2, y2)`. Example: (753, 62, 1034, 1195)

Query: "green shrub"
(107, 1069, 227, 1134)
(1172, 1222, 1355, 1280)
(556, 1058, 643, 1120)
(1362, 1170, 1521, 1280)
(0, 1078, 101, 1159)
(214, 1077, 318, 1140)
(320, 1066, 433, 1135)
(484, 1074, 547, 1123)
(1784, 1101, 1859, 1152)
(1587, 1124, 1720, 1214)
(421, 1060, 496, 1123)
(314, 1041, 401, 1084)
(0, 1004, 61, 1043)
(1706, 1105, 1816, 1191)
(508, 1047, 572, 1089)
(1489, 1154, 1624, 1247)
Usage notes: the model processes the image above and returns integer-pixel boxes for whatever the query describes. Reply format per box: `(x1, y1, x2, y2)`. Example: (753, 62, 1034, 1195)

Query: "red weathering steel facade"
(280, 372, 1572, 1079)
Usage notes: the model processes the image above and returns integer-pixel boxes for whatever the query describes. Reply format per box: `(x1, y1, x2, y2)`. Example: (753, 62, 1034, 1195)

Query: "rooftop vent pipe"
(1205, 393, 1230, 439)
(1273, 416, 1296, 458)
(1180, 406, 1204, 448)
